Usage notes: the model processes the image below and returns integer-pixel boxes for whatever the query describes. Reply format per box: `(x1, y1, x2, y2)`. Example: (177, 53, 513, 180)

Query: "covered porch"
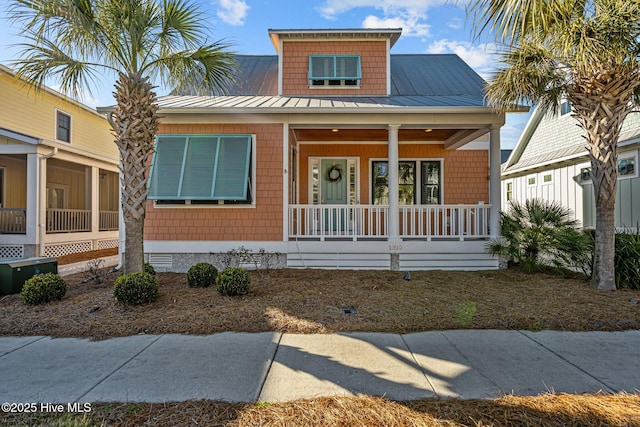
(283, 121, 503, 270)
(0, 135, 119, 258)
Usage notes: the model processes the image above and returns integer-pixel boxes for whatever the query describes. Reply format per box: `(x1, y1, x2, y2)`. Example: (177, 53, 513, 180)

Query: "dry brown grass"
(0, 267, 639, 340)
(2, 393, 639, 426)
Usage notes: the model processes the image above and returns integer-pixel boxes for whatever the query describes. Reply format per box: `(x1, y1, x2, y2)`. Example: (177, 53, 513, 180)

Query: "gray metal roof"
(163, 54, 489, 111)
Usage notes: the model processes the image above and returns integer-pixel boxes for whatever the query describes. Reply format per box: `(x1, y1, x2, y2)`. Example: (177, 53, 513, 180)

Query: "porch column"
(387, 124, 401, 241)
(25, 153, 39, 242)
(91, 166, 100, 236)
(489, 125, 502, 237)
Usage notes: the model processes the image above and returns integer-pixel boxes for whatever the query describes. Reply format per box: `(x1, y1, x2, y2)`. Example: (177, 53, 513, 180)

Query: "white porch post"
(25, 153, 39, 243)
(489, 125, 502, 237)
(90, 166, 100, 237)
(387, 124, 401, 241)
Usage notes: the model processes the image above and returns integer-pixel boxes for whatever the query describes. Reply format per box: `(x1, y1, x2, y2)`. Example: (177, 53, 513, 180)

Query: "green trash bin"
(0, 257, 58, 295)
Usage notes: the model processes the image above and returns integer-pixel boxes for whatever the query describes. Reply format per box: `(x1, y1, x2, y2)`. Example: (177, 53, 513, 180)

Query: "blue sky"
(0, 0, 531, 148)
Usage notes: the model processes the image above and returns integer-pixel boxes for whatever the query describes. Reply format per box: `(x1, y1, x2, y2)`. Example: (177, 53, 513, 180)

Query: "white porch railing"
(399, 204, 491, 240)
(0, 208, 27, 234)
(289, 204, 491, 241)
(47, 209, 91, 233)
(99, 211, 119, 231)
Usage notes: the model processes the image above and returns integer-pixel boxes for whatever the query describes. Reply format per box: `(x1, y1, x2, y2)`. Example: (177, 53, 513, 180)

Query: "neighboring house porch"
(0, 130, 119, 258)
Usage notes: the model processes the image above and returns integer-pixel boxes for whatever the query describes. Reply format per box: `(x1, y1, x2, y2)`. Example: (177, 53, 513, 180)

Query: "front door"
(321, 159, 348, 232)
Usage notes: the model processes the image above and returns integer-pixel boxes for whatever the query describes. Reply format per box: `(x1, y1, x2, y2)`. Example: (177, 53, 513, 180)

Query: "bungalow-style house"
(116, 28, 508, 271)
(0, 64, 119, 259)
(502, 102, 640, 230)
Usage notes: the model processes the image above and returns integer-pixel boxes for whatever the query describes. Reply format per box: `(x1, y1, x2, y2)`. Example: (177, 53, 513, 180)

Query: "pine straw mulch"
(2, 393, 639, 426)
(1, 266, 639, 340)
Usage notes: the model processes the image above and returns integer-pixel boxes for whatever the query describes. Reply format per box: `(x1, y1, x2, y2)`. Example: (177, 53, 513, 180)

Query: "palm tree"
(8, 0, 235, 274)
(487, 199, 590, 272)
(470, 0, 640, 290)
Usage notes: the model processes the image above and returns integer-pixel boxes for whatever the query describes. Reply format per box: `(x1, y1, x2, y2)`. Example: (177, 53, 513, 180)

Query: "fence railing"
(46, 209, 91, 233)
(0, 208, 27, 234)
(399, 204, 491, 240)
(99, 211, 119, 231)
(289, 204, 491, 241)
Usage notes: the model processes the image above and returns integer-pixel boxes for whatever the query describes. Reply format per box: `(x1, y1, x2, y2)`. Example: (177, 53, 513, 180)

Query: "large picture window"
(149, 135, 253, 205)
(309, 55, 361, 87)
(372, 160, 441, 205)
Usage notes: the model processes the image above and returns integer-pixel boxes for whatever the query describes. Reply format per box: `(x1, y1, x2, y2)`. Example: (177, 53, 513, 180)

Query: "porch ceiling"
(293, 128, 460, 143)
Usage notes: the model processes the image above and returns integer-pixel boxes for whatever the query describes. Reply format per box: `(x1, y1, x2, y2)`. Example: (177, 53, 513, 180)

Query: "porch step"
(287, 240, 499, 271)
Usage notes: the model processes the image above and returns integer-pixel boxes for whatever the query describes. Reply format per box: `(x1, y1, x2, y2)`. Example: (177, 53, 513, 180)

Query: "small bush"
(187, 262, 218, 288)
(216, 267, 251, 296)
(113, 272, 158, 305)
(143, 262, 156, 275)
(20, 273, 67, 304)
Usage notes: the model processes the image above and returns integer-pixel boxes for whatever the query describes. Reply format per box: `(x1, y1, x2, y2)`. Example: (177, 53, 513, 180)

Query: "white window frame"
(542, 173, 553, 185)
(527, 175, 537, 187)
(618, 152, 638, 180)
(55, 109, 72, 143)
(505, 180, 514, 202)
(369, 158, 444, 205)
(560, 100, 572, 116)
(151, 134, 257, 209)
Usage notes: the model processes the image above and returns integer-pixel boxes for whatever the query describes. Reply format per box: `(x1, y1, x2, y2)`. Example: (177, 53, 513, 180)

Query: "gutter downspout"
(105, 112, 124, 272)
(39, 147, 58, 256)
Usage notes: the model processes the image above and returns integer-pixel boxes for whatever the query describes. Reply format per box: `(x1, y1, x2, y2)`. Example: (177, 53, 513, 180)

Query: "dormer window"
(309, 55, 361, 87)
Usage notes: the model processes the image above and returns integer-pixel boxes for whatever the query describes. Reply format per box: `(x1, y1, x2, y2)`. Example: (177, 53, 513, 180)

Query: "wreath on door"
(326, 164, 343, 183)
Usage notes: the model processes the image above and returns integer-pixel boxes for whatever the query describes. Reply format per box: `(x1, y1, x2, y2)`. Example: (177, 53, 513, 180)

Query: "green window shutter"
(213, 136, 252, 199)
(336, 56, 360, 79)
(180, 136, 218, 198)
(310, 56, 333, 79)
(149, 136, 187, 199)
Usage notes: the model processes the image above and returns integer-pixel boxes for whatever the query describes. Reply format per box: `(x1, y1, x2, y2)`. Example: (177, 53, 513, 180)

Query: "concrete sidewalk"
(0, 330, 638, 404)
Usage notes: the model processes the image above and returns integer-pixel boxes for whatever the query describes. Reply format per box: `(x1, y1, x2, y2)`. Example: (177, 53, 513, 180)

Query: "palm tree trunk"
(568, 67, 639, 290)
(111, 72, 159, 274)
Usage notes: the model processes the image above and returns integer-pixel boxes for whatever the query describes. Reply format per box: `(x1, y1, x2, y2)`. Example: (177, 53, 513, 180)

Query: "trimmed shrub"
(143, 262, 156, 275)
(187, 262, 218, 288)
(216, 267, 251, 296)
(20, 273, 67, 305)
(113, 272, 158, 305)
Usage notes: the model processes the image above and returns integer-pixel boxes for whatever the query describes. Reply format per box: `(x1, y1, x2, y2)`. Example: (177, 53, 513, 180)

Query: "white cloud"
(448, 17, 462, 30)
(318, 0, 452, 37)
(362, 13, 430, 37)
(215, 0, 249, 26)
(427, 39, 498, 79)
(319, 0, 449, 19)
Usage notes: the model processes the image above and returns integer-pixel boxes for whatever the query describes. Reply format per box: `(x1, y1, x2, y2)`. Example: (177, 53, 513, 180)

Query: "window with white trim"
(560, 100, 572, 116)
(309, 55, 361, 87)
(506, 181, 513, 201)
(56, 110, 71, 142)
(527, 176, 536, 186)
(149, 135, 253, 205)
(542, 173, 553, 184)
(618, 156, 636, 177)
(372, 160, 442, 205)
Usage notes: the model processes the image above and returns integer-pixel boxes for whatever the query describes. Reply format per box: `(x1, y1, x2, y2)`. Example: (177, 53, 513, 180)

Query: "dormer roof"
(268, 28, 402, 52)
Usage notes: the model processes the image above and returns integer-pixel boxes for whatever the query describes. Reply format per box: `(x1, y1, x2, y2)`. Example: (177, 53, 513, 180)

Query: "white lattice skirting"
(0, 245, 25, 258)
(44, 241, 92, 258)
(97, 239, 119, 250)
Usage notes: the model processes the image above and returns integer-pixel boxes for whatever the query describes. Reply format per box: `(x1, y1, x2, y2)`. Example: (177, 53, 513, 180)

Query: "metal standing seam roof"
(158, 54, 491, 111)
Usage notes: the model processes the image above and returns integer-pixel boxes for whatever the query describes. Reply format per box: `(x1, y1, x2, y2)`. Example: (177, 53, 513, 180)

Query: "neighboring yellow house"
(0, 64, 119, 259)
